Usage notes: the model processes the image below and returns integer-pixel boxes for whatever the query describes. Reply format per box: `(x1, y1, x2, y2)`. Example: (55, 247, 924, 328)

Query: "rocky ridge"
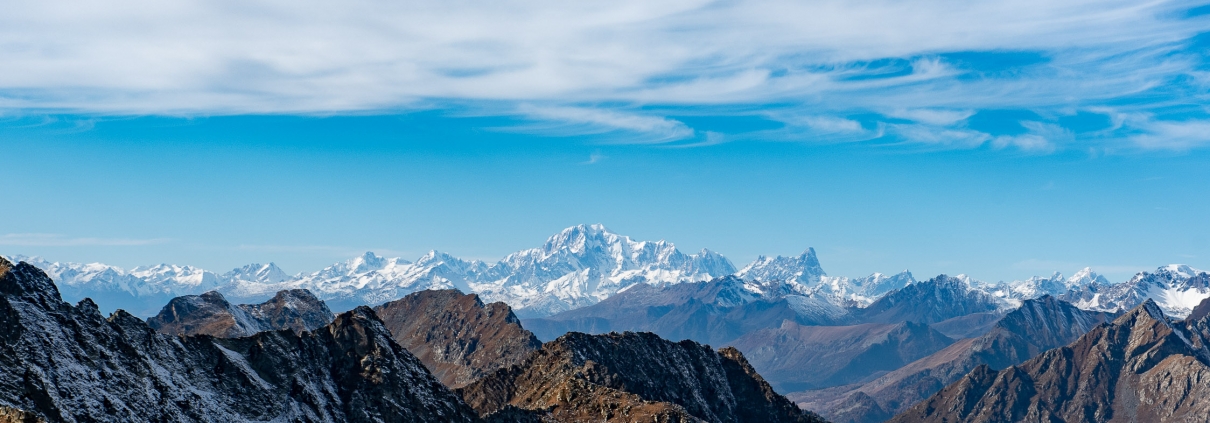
(374, 289, 542, 388)
(0, 256, 479, 422)
(147, 289, 333, 337)
(887, 297, 1210, 423)
(793, 296, 1116, 423)
(457, 331, 828, 423)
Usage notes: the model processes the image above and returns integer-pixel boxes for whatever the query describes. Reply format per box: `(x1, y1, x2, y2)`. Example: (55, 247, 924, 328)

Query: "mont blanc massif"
(4, 224, 1210, 423)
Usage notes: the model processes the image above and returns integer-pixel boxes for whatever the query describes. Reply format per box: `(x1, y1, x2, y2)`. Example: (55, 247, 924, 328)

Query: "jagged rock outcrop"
(792, 296, 1115, 423)
(888, 298, 1210, 423)
(0, 256, 479, 422)
(0, 406, 42, 423)
(374, 289, 542, 388)
(458, 331, 829, 423)
(147, 289, 333, 337)
(730, 320, 954, 392)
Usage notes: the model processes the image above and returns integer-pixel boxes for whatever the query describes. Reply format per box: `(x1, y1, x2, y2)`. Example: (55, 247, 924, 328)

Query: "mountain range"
(0, 256, 481, 422)
(889, 297, 1210, 422)
(791, 295, 1118, 423)
(0, 254, 830, 423)
(9, 225, 1208, 321)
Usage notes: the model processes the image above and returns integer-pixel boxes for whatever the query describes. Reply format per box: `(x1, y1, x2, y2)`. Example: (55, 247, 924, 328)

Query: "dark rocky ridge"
(458, 331, 829, 423)
(792, 296, 1116, 423)
(0, 256, 479, 422)
(730, 320, 955, 392)
(373, 289, 542, 388)
(888, 298, 1210, 423)
(147, 289, 333, 337)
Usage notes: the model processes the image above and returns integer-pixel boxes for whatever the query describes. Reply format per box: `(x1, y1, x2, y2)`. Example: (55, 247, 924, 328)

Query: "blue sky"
(1, 0, 1209, 282)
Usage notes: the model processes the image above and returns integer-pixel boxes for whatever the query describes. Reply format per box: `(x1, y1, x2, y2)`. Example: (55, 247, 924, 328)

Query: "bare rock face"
(458, 331, 829, 423)
(793, 296, 1115, 423)
(0, 257, 479, 423)
(373, 289, 542, 388)
(730, 320, 955, 392)
(147, 289, 333, 337)
(888, 299, 1210, 423)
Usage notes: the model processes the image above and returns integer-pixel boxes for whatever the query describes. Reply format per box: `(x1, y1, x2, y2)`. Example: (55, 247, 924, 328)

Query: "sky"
(1, 0, 1209, 283)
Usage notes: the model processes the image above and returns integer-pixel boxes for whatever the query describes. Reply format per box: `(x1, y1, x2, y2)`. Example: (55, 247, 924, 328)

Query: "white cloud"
(513, 105, 694, 143)
(1121, 114, 1210, 150)
(0, 0, 1199, 114)
(990, 121, 1072, 153)
(582, 151, 607, 164)
(887, 109, 976, 126)
(891, 124, 992, 149)
(0, 233, 169, 247)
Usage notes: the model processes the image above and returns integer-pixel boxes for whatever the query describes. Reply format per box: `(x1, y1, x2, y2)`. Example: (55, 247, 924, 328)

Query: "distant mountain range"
(6, 224, 1209, 321)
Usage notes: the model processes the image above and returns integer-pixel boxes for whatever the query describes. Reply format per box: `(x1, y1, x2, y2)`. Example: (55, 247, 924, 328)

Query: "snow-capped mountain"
(733, 248, 916, 307)
(223, 262, 291, 284)
(7, 225, 738, 317)
(220, 251, 488, 312)
(1059, 264, 1210, 318)
(5, 255, 225, 315)
(7, 230, 1207, 320)
(816, 271, 917, 306)
(983, 267, 1112, 303)
(736, 248, 826, 288)
(468, 224, 737, 316)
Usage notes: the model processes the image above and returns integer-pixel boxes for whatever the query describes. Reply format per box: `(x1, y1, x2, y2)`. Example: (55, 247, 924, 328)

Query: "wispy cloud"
(0, 0, 1205, 151)
(0, 233, 170, 247)
(512, 105, 694, 143)
(582, 151, 607, 164)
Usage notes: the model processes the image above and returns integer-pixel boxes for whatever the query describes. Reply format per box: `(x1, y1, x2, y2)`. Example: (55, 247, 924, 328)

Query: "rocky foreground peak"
(147, 288, 333, 337)
(458, 331, 828, 423)
(888, 298, 1210, 423)
(374, 289, 542, 388)
(0, 258, 479, 422)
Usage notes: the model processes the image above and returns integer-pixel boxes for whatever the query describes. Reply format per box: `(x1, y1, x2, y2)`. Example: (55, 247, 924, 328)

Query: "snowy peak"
(539, 223, 619, 256)
(1160, 264, 1206, 279)
(1068, 267, 1110, 287)
(347, 251, 394, 273)
(737, 247, 826, 286)
(222, 263, 290, 284)
(1060, 265, 1210, 318)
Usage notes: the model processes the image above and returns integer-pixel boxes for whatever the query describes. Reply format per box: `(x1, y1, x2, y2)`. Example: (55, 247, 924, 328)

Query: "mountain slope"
(147, 289, 333, 337)
(373, 289, 542, 388)
(888, 298, 1210, 423)
(0, 256, 479, 423)
(854, 275, 1004, 324)
(523, 276, 849, 344)
(457, 331, 828, 423)
(730, 320, 955, 392)
(792, 296, 1115, 423)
